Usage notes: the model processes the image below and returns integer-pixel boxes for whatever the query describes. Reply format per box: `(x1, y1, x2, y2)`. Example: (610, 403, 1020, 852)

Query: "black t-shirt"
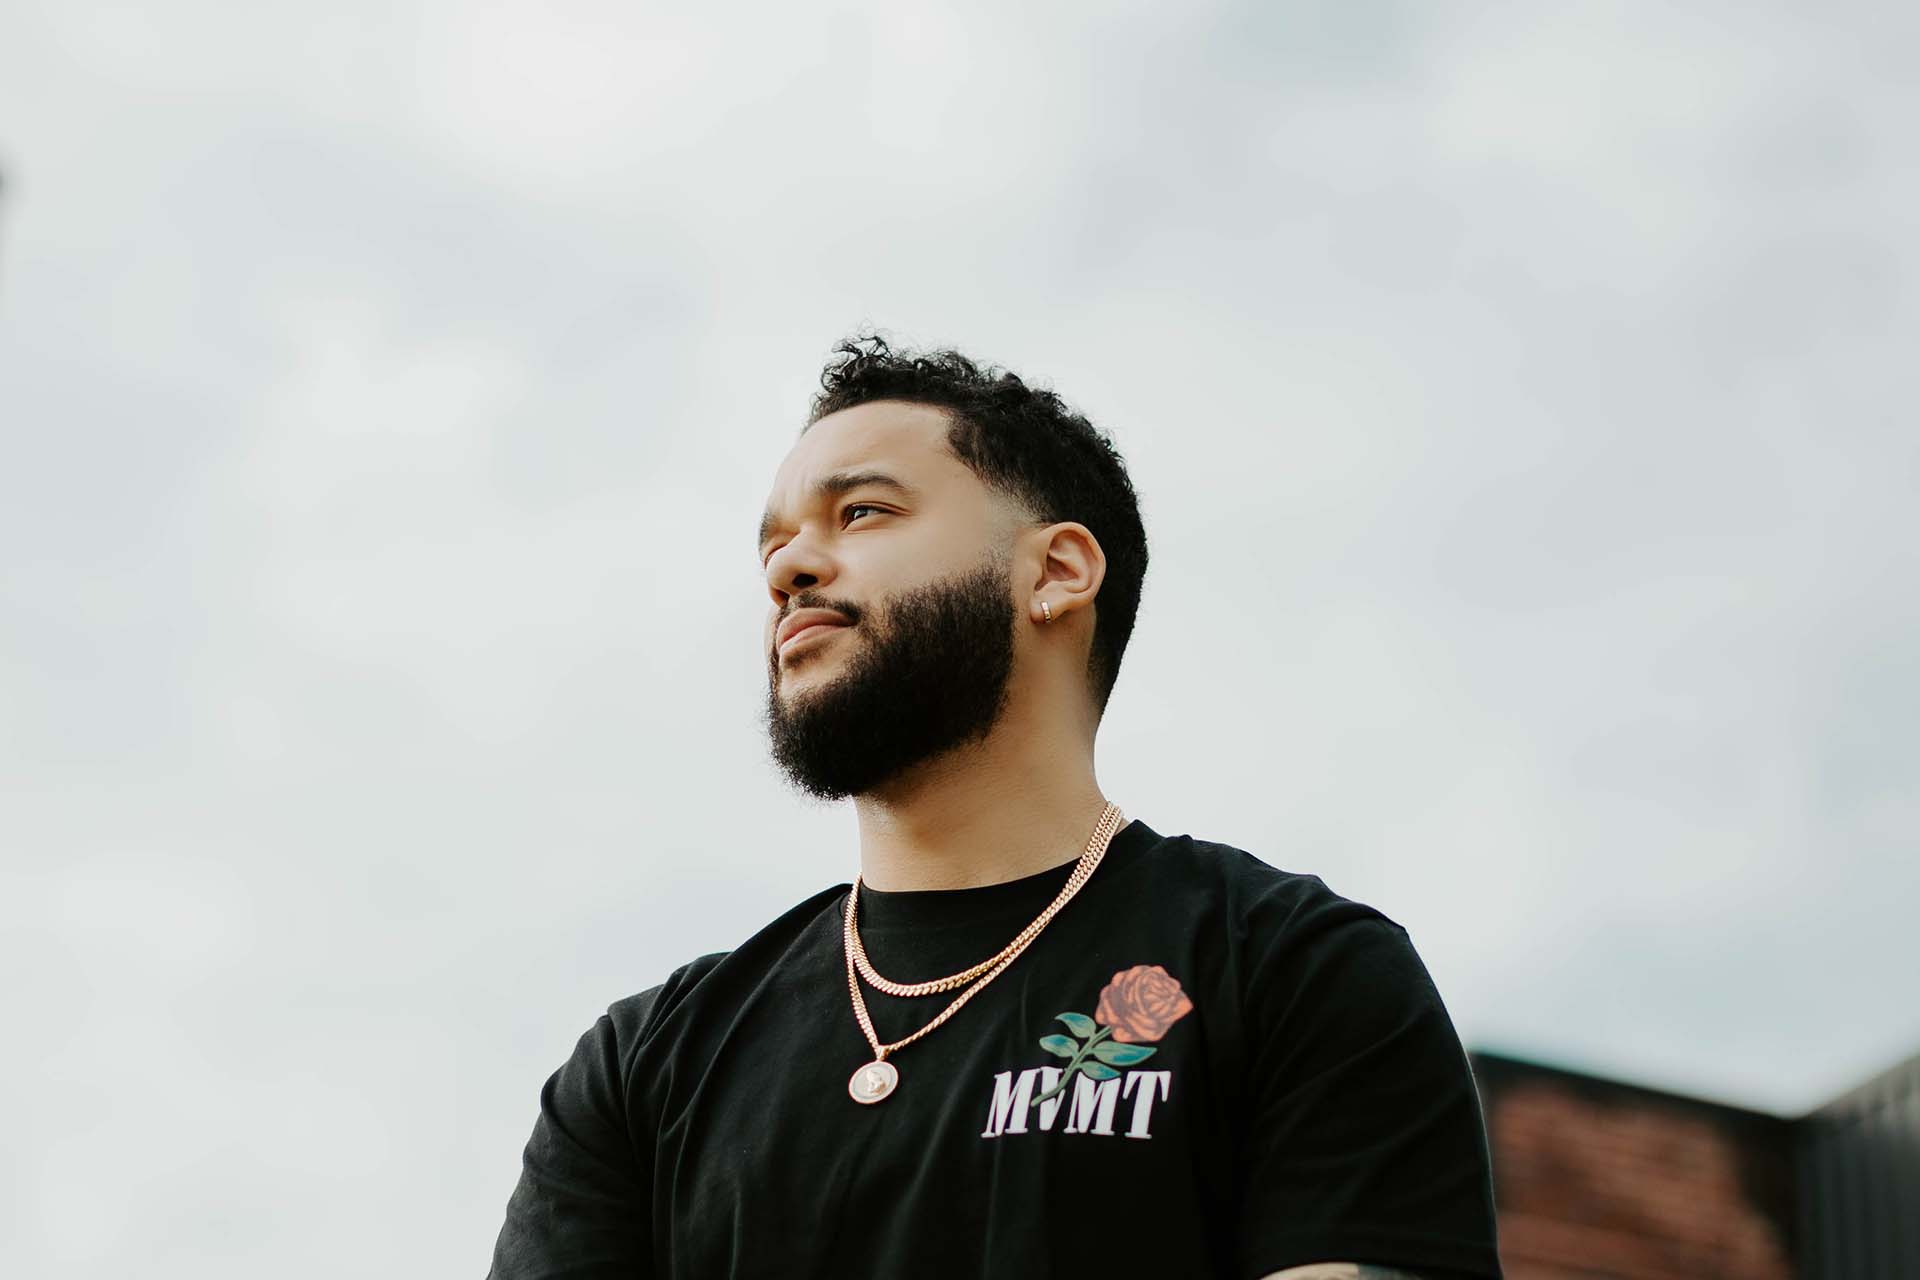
(488, 818, 1503, 1278)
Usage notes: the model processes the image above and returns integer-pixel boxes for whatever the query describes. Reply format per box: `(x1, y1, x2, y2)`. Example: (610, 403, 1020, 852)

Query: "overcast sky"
(3, 1, 1916, 1275)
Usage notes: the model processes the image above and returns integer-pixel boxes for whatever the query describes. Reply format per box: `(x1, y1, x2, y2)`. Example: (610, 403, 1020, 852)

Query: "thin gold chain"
(847, 802, 1124, 996)
(843, 802, 1124, 1063)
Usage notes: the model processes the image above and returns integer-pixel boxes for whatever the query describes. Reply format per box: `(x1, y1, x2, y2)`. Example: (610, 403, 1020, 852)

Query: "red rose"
(1094, 964, 1193, 1043)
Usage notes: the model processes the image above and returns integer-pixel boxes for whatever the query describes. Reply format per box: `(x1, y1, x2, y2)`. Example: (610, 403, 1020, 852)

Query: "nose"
(764, 533, 832, 609)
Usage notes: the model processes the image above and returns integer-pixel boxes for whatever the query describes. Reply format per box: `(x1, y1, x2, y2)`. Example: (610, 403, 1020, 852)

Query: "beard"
(761, 548, 1019, 802)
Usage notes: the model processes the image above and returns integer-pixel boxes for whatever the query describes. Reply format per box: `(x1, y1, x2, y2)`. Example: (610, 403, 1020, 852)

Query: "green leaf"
(1038, 1034, 1079, 1059)
(1055, 1012, 1097, 1039)
(1080, 1062, 1120, 1081)
(1091, 1041, 1157, 1066)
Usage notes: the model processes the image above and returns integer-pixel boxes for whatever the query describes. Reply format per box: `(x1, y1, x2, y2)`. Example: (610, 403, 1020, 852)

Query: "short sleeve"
(1235, 908, 1502, 1280)
(488, 990, 662, 1279)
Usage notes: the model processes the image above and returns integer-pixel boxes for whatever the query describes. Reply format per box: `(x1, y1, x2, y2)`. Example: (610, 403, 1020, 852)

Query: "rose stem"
(1032, 1025, 1114, 1105)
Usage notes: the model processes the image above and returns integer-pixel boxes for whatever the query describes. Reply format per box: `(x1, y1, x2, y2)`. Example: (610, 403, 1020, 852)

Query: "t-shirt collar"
(852, 817, 1157, 932)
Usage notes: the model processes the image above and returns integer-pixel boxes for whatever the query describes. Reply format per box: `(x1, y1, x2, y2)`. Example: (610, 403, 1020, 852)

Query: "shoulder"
(599, 881, 851, 1059)
(1125, 826, 1438, 1032)
(1133, 824, 1406, 941)
(603, 949, 729, 1038)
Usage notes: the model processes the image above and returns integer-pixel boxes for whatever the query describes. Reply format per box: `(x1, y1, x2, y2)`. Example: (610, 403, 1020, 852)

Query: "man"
(488, 336, 1503, 1279)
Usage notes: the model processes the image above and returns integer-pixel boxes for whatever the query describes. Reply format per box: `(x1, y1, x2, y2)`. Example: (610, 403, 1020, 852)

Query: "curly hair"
(805, 334, 1150, 719)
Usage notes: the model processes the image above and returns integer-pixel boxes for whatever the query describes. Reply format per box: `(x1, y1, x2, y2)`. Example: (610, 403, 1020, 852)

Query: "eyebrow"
(758, 470, 921, 556)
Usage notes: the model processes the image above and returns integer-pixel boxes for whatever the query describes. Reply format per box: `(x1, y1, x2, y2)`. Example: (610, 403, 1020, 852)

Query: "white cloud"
(2, 1, 1916, 1273)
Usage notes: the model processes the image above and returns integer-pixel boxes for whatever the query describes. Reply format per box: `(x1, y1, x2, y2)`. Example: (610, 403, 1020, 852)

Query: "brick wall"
(1470, 1053, 1797, 1280)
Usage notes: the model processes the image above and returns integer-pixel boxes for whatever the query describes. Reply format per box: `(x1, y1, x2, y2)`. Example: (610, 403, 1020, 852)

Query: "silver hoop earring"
(1041, 601, 1053, 623)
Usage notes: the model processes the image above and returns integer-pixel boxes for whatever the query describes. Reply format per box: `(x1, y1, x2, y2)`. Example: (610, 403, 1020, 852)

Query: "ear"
(1026, 522, 1106, 625)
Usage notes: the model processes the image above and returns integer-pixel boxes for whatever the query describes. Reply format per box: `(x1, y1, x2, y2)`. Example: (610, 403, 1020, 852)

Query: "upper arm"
(488, 997, 660, 1279)
(1234, 907, 1502, 1279)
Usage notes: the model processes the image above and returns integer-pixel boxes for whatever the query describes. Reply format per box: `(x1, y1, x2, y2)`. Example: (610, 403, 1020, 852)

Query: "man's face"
(756, 400, 1026, 801)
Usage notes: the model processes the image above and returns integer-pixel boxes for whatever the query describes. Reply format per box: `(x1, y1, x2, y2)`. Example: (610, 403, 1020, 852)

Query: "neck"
(851, 690, 1109, 892)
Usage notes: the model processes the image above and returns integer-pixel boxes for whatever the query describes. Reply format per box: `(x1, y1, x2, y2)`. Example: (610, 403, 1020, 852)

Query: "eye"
(761, 504, 889, 566)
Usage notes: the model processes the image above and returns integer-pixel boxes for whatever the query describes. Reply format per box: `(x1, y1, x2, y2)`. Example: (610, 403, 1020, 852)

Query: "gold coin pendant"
(848, 1059, 899, 1104)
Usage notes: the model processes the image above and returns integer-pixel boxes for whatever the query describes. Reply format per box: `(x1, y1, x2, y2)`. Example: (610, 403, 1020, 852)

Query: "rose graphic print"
(1096, 964, 1195, 1042)
(1032, 964, 1194, 1106)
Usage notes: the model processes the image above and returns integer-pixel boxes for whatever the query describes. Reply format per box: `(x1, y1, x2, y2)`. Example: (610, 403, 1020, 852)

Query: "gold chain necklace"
(847, 802, 1125, 995)
(843, 801, 1125, 1104)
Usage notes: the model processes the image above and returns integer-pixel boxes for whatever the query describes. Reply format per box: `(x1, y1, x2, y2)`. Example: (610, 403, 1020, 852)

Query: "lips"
(779, 622, 846, 654)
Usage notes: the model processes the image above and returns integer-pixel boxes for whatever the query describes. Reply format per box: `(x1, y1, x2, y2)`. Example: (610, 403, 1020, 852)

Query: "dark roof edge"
(1467, 1037, 1920, 1124)
(1465, 1046, 1795, 1129)
(1803, 1041, 1920, 1119)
